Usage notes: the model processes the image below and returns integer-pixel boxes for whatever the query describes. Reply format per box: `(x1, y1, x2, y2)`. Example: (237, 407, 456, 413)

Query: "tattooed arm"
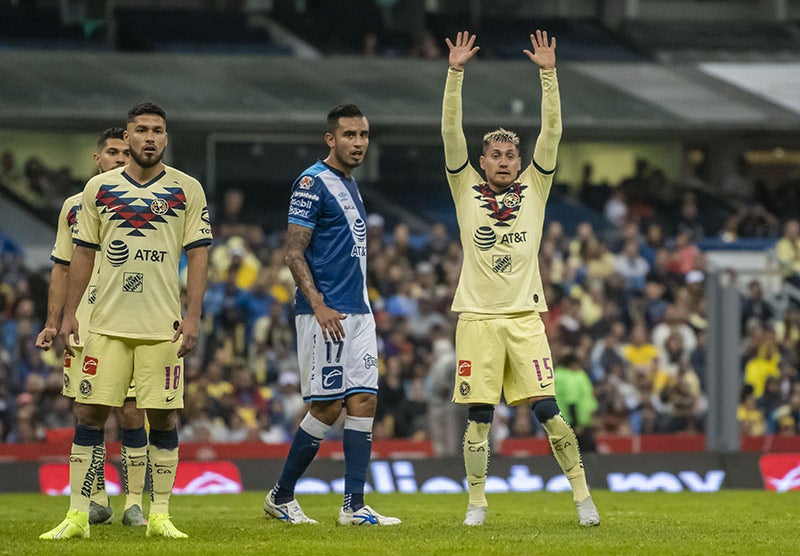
(285, 222, 347, 341)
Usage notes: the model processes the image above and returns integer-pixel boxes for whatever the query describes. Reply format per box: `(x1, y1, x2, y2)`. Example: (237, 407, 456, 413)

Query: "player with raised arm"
(36, 128, 148, 528)
(40, 102, 212, 540)
(263, 104, 400, 526)
(441, 30, 600, 527)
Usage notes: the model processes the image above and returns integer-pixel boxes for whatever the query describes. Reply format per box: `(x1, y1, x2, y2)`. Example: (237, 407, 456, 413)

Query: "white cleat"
(338, 505, 401, 526)
(464, 504, 488, 526)
(264, 491, 318, 524)
(576, 496, 600, 527)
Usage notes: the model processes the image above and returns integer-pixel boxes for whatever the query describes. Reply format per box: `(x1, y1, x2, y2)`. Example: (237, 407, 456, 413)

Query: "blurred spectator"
(774, 219, 800, 288)
(744, 328, 781, 398)
(741, 279, 775, 334)
(614, 238, 650, 295)
(737, 384, 766, 436)
(554, 352, 597, 452)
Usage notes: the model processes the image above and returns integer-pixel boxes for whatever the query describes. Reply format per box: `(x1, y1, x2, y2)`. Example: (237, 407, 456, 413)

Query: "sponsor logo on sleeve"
(298, 176, 314, 189)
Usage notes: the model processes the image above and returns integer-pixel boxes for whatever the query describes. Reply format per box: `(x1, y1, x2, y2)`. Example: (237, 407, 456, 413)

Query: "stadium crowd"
(3, 161, 800, 454)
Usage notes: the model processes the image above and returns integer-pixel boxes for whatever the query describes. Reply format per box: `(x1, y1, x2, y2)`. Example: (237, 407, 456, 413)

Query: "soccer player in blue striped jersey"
(264, 104, 400, 526)
(442, 31, 600, 527)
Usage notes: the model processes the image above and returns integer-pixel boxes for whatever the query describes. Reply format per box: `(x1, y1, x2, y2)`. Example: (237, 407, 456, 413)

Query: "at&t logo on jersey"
(473, 226, 496, 250)
(106, 239, 130, 266)
(321, 366, 343, 390)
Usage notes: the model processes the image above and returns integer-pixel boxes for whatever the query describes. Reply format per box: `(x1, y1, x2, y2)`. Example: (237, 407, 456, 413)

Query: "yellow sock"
(463, 421, 491, 507)
(147, 445, 178, 514)
(542, 414, 590, 501)
(70, 443, 105, 512)
(122, 444, 148, 509)
(90, 441, 109, 507)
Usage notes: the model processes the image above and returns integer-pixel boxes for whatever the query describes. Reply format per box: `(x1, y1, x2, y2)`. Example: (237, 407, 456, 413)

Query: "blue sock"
(343, 416, 373, 512)
(121, 426, 147, 448)
(274, 414, 328, 504)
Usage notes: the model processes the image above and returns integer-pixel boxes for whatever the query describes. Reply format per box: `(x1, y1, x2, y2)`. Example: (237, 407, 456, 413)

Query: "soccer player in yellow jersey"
(36, 128, 148, 528)
(41, 102, 212, 540)
(442, 30, 600, 527)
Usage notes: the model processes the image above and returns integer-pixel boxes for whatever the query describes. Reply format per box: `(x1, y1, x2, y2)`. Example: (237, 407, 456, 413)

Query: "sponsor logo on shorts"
(123, 272, 143, 292)
(79, 379, 92, 397)
(88, 285, 97, 304)
(63, 374, 70, 390)
(364, 354, 378, 369)
(82, 356, 98, 375)
(150, 198, 169, 215)
(321, 366, 343, 390)
(492, 255, 512, 273)
(459, 381, 471, 396)
(165, 393, 177, 404)
(473, 226, 496, 250)
(64, 353, 72, 368)
(106, 239, 130, 266)
(458, 360, 472, 377)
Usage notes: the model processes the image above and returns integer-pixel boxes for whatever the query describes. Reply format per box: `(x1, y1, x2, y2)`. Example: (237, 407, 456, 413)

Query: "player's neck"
(323, 156, 353, 179)
(126, 162, 165, 184)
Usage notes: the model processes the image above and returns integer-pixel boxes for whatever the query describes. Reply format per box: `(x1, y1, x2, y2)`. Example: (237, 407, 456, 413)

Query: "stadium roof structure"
(1, 51, 799, 138)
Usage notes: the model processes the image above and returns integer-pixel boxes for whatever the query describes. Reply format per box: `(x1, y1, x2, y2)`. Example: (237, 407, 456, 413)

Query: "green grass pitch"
(1, 490, 797, 555)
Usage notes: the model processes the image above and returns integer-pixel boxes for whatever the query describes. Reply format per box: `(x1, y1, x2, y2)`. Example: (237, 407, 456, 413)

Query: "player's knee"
(468, 404, 494, 424)
(117, 400, 145, 429)
(74, 402, 110, 429)
(532, 397, 560, 424)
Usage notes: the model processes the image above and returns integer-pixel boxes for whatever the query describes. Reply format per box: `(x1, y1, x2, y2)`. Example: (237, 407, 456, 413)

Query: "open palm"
(523, 29, 556, 69)
(445, 31, 480, 71)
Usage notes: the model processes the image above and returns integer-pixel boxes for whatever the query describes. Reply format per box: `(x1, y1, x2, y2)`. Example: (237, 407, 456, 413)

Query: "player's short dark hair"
(126, 102, 166, 124)
(327, 104, 363, 133)
(97, 127, 125, 149)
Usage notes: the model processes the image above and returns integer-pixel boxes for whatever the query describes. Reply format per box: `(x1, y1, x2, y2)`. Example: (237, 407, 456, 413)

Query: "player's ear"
(324, 132, 335, 148)
(479, 154, 486, 170)
(123, 129, 129, 142)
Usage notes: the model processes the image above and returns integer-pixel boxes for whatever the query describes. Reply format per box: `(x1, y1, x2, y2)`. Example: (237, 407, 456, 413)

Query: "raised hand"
(445, 31, 480, 71)
(523, 29, 556, 70)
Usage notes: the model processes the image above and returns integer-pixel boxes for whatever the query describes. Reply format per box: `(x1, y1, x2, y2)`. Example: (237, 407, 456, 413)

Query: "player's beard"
(130, 147, 164, 169)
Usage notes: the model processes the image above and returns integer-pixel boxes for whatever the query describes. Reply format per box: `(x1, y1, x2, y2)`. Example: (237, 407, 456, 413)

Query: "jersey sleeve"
(74, 179, 101, 249)
(50, 197, 77, 265)
(532, 68, 562, 174)
(183, 180, 214, 250)
(287, 174, 324, 230)
(441, 69, 480, 197)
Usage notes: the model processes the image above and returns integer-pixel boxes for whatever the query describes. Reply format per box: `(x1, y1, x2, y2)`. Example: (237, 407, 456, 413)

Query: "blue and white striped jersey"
(287, 160, 370, 315)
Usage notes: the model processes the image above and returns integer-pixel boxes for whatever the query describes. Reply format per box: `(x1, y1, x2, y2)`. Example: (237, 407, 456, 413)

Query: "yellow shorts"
(76, 333, 182, 409)
(64, 345, 136, 400)
(453, 312, 556, 406)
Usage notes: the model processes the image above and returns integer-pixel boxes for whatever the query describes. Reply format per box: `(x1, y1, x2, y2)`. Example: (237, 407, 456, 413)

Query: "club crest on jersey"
(298, 176, 314, 189)
(473, 182, 526, 227)
(150, 198, 169, 215)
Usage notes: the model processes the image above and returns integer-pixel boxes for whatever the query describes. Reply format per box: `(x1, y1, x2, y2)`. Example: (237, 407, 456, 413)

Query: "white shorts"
(296, 313, 379, 402)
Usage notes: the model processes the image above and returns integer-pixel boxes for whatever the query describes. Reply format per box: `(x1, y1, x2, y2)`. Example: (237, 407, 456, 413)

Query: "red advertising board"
(38, 461, 242, 495)
(759, 453, 800, 492)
